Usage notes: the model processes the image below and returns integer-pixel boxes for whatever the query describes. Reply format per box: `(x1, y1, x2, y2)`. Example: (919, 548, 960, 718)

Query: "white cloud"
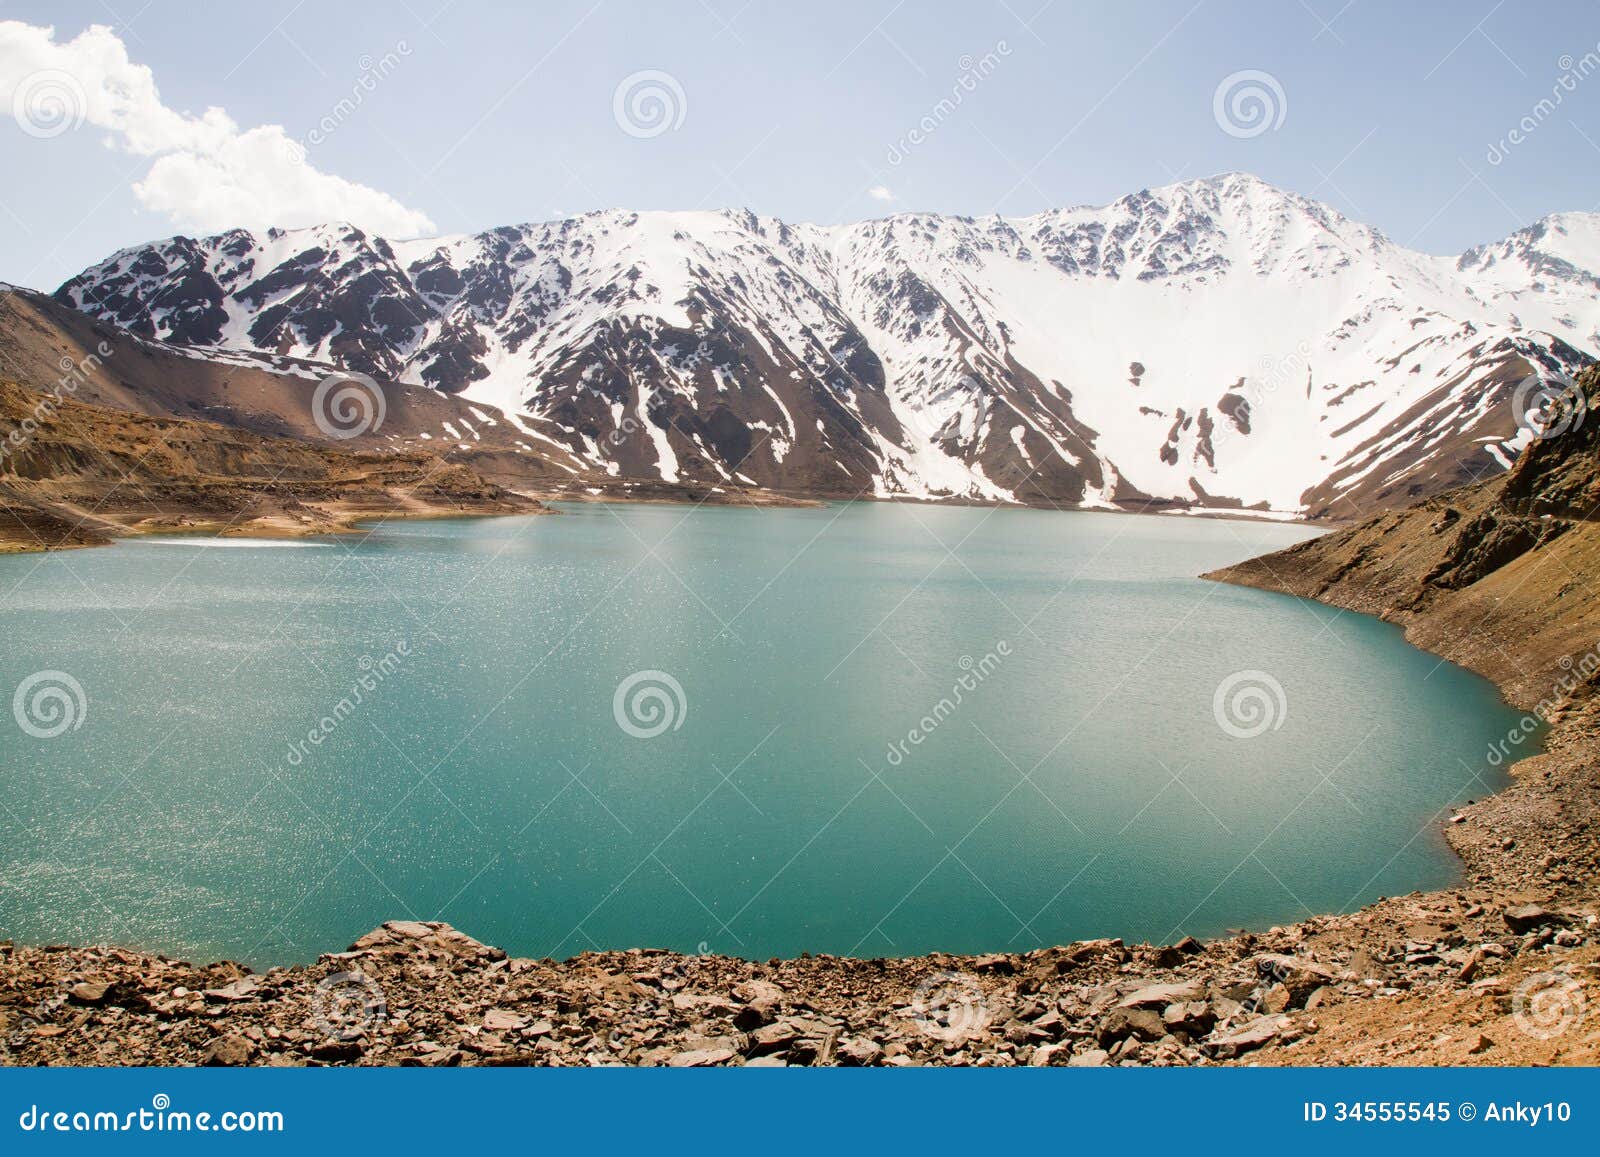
(868, 185, 896, 202)
(0, 21, 435, 237)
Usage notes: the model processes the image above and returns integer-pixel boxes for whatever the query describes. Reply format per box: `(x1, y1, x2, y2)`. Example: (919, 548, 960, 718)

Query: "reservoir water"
(0, 502, 1521, 967)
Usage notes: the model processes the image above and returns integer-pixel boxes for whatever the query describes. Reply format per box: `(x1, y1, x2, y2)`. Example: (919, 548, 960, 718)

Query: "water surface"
(0, 503, 1519, 966)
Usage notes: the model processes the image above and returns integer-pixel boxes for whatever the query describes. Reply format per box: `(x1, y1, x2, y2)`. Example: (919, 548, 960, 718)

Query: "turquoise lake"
(0, 502, 1520, 967)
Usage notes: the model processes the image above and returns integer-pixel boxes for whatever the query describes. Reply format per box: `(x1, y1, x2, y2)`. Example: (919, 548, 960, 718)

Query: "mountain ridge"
(54, 173, 1600, 519)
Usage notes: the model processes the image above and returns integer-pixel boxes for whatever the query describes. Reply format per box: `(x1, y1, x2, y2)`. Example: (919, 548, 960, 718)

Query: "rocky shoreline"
(2, 892, 1595, 1067)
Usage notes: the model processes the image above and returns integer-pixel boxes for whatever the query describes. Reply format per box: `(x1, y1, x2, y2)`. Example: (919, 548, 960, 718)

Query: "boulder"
(1204, 1015, 1288, 1059)
(202, 977, 261, 1003)
(1503, 904, 1559, 934)
(837, 1036, 883, 1066)
(402, 1047, 463, 1067)
(731, 979, 784, 1027)
(1253, 954, 1337, 1004)
(1097, 1007, 1165, 1047)
(972, 954, 1017, 974)
(1259, 983, 1292, 1014)
(67, 981, 111, 1007)
(1117, 979, 1208, 1008)
(1161, 1000, 1216, 1035)
(482, 1008, 527, 1033)
(1030, 1009, 1065, 1038)
(309, 1039, 363, 1062)
(788, 1027, 841, 1066)
(1303, 987, 1336, 1011)
(731, 978, 785, 1007)
(200, 1034, 256, 1067)
(1150, 937, 1204, 967)
(747, 1020, 801, 1055)
(667, 1047, 735, 1067)
(1027, 1042, 1068, 1066)
(350, 921, 506, 961)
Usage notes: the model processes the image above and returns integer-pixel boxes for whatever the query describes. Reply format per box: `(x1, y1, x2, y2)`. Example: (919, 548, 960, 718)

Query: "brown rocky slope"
(0, 285, 828, 510)
(0, 284, 585, 484)
(0, 377, 544, 553)
(3, 373, 1599, 1067)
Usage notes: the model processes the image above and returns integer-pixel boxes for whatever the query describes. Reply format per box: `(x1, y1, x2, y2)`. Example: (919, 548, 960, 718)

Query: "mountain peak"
(51, 178, 1600, 519)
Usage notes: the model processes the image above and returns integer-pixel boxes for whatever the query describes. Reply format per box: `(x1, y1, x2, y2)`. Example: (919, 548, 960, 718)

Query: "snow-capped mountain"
(54, 173, 1600, 517)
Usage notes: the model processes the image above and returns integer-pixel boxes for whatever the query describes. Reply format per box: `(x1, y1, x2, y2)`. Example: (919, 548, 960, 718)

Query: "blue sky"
(1, 0, 1597, 288)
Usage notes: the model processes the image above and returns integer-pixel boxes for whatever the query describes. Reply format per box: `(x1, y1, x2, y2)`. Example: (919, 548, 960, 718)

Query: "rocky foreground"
(1, 900, 1595, 1067)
